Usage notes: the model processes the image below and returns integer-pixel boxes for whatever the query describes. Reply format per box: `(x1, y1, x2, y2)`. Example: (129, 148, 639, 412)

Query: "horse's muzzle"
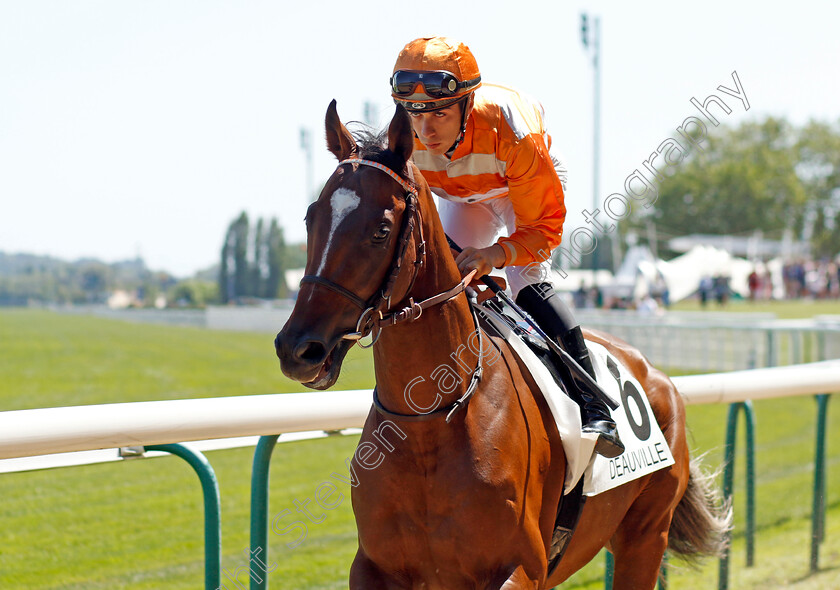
(275, 328, 348, 390)
(275, 329, 321, 378)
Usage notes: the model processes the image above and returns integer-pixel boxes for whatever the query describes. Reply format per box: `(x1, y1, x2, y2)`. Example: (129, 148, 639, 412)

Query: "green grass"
(0, 308, 374, 410)
(1, 308, 839, 588)
(0, 434, 363, 589)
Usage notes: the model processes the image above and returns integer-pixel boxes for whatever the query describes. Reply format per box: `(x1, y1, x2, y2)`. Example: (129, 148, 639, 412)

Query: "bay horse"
(275, 101, 729, 589)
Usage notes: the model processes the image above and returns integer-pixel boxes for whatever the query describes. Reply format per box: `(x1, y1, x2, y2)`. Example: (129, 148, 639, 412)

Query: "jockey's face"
(408, 104, 462, 156)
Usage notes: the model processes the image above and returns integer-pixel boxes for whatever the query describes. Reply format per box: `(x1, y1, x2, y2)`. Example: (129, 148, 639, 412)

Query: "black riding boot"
(559, 325, 624, 458)
(516, 283, 624, 459)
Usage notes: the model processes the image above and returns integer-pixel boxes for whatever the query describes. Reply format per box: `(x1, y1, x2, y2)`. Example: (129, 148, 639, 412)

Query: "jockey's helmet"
(391, 37, 482, 113)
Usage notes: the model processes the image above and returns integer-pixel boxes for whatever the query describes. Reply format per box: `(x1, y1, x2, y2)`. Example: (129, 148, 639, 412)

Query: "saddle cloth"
(478, 306, 675, 495)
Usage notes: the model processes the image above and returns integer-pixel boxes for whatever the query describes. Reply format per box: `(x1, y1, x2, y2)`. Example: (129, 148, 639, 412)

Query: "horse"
(275, 101, 730, 589)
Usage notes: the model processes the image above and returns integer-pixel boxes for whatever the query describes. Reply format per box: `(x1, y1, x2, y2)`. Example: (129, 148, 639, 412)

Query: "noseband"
(300, 158, 472, 347)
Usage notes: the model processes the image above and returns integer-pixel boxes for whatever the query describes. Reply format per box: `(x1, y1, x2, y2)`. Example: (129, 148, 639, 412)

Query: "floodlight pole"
(300, 128, 314, 202)
(581, 13, 602, 272)
(363, 100, 376, 127)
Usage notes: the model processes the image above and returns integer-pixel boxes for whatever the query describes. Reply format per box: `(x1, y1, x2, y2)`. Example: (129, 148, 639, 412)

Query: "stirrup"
(584, 421, 625, 459)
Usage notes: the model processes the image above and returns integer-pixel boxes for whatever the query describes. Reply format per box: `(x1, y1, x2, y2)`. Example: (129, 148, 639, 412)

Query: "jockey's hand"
(455, 244, 505, 280)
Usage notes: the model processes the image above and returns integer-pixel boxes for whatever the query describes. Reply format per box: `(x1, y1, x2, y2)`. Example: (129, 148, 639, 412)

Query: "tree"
(626, 117, 811, 258)
(232, 212, 250, 299)
(796, 119, 840, 258)
(251, 218, 266, 297)
(218, 213, 289, 301)
(80, 263, 110, 303)
(169, 279, 218, 307)
(219, 224, 234, 304)
(265, 218, 289, 298)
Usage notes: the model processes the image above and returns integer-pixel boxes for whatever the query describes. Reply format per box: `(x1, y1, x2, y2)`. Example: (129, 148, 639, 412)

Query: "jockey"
(391, 36, 624, 458)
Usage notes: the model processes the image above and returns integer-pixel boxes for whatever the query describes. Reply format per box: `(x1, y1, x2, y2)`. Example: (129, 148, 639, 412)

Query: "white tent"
(598, 245, 659, 302)
(646, 245, 754, 303)
(596, 244, 779, 304)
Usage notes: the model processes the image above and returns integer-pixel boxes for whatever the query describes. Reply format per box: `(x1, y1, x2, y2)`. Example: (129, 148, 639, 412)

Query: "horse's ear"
(387, 104, 414, 169)
(325, 99, 357, 161)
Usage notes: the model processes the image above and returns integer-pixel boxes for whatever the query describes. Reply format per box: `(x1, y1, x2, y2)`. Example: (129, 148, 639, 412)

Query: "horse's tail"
(667, 456, 733, 562)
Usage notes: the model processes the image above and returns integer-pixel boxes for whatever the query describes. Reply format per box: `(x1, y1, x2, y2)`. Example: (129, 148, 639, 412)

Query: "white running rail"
(0, 360, 838, 469)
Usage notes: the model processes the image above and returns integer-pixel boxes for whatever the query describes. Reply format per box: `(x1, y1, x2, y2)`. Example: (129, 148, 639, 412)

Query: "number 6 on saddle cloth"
(446, 235, 619, 412)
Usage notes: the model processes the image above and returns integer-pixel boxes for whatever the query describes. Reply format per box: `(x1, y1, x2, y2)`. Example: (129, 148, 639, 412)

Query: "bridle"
(300, 156, 486, 422)
(299, 157, 473, 348)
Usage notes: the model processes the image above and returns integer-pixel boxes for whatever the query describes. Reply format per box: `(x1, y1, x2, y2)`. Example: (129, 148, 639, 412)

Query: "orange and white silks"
(411, 84, 568, 269)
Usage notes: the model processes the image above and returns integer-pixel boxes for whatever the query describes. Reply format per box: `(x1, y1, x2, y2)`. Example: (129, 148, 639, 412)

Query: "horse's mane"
(347, 123, 413, 182)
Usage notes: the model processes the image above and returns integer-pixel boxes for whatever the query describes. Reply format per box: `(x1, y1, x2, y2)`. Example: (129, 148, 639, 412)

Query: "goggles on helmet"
(391, 70, 481, 99)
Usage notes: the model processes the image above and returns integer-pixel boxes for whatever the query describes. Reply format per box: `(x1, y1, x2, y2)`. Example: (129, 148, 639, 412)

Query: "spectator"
(699, 275, 713, 307)
(748, 266, 760, 301)
(573, 280, 587, 309)
(713, 275, 730, 306)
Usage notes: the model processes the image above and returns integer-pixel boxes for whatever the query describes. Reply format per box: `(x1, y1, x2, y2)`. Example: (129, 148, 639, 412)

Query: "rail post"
(603, 550, 667, 589)
(718, 400, 757, 590)
(810, 393, 831, 573)
(604, 551, 614, 588)
(250, 435, 281, 590)
(144, 444, 221, 590)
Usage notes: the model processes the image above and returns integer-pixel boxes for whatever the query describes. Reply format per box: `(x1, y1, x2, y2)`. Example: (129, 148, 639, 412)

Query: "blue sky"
(1, 1, 839, 277)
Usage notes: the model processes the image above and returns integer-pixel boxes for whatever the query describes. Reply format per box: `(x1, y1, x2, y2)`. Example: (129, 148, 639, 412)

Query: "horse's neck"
(372, 187, 479, 415)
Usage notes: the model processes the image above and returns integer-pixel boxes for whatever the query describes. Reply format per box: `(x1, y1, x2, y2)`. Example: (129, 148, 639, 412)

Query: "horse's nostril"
(294, 340, 327, 364)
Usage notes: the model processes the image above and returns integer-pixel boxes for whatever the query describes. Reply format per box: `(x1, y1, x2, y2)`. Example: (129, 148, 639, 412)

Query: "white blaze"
(316, 188, 361, 275)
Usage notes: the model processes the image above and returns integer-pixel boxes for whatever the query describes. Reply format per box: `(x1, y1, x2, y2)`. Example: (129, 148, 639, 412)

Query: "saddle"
(472, 295, 676, 574)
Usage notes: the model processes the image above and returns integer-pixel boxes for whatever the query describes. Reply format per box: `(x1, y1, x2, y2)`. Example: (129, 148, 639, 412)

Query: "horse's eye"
(373, 223, 391, 243)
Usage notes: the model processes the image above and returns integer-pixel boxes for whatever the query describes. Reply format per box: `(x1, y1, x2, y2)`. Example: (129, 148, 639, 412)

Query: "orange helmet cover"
(393, 36, 481, 84)
(391, 37, 482, 109)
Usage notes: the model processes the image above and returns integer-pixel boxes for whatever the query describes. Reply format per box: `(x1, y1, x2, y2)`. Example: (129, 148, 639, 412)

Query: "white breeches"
(437, 197, 553, 298)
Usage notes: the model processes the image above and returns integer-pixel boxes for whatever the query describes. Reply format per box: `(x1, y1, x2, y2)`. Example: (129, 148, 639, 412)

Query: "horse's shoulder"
(480, 332, 566, 450)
